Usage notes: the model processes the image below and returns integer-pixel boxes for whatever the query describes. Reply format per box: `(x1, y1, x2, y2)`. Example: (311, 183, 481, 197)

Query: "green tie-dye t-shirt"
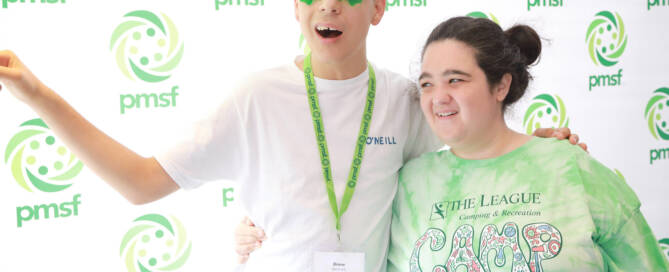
(388, 137, 668, 272)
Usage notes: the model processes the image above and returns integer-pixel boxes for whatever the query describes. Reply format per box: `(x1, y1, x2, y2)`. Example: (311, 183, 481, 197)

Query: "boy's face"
(294, 0, 384, 62)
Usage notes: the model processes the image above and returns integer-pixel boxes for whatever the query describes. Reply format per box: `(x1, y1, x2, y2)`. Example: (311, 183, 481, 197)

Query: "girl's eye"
(420, 82, 433, 88)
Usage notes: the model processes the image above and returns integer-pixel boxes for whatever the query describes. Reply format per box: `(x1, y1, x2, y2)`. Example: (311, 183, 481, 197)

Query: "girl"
(387, 16, 668, 272)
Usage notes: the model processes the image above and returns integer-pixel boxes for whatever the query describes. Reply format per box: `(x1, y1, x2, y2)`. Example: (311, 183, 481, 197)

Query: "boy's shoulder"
(372, 64, 419, 99)
(233, 61, 420, 100)
(228, 63, 303, 100)
(240, 64, 301, 89)
(399, 150, 443, 178)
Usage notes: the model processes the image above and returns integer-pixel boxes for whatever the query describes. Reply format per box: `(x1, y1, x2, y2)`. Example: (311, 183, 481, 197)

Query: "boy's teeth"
(315, 26, 343, 38)
(317, 26, 338, 31)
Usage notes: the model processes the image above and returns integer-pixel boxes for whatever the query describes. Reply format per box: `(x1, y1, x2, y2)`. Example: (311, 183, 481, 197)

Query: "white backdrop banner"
(0, 0, 668, 271)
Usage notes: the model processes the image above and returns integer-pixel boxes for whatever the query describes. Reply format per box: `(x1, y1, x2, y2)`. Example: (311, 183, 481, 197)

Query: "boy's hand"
(533, 127, 588, 152)
(234, 216, 266, 264)
(0, 50, 49, 103)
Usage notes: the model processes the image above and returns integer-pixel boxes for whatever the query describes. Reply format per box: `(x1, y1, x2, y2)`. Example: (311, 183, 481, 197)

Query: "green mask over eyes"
(300, 0, 363, 7)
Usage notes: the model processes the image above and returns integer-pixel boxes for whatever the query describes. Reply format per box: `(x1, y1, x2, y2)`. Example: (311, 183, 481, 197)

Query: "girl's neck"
(450, 122, 532, 160)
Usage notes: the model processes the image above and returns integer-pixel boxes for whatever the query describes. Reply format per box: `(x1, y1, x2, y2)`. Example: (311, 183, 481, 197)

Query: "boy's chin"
(312, 44, 366, 60)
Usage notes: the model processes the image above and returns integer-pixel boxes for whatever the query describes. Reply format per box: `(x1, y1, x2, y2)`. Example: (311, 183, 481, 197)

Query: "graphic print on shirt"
(410, 228, 446, 272)
(430, 202, 447, 220)
(409, 222, 562, 272)
(479, 223, 529, 272)
(443, 225, 483, 272)
(366, 136, 398, 145)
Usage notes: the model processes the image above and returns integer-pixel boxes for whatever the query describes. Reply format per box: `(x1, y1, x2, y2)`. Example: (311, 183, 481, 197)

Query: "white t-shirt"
(156, 60, 441, 271)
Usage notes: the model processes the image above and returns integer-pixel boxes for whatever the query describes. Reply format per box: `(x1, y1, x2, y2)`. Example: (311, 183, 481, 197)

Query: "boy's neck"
(295, 50, 368, 80)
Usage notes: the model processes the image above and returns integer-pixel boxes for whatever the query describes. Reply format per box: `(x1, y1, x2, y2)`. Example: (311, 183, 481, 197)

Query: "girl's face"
(419, 39, 509, 147)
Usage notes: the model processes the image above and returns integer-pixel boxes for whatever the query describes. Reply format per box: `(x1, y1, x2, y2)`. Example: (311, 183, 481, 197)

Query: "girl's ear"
(495, 73, 512, 102)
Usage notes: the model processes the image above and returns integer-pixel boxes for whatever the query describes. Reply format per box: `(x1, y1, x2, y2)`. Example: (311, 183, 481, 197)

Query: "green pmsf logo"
(385, 0, 426, 10)
(110, 10, 184, 83)
(120, 214, 192, 272)
(4, 119, 83, 193)
(466, 11, 500, 25)
(2, 0, 65, 9)
(645, 88, 669, 140)
(660, 238, 669, 260)
(586, 11, 628, 67)
(523, 94, 569, 135)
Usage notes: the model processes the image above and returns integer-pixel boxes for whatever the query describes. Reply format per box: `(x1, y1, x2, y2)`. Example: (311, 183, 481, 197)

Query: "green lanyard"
(303, 53, 376, 241)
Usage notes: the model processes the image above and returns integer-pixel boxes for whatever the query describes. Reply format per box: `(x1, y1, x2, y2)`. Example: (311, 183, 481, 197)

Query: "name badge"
(314, 251, 365, 272)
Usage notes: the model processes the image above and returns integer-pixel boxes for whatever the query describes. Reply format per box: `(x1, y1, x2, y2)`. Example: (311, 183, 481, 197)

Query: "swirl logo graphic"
(4, 119, 83, 193)
(644, 88, 669, 140)
(660, 238, 669, 260)
(586, 11, 628, 67)
(120, 214, 192, 272)
(523, 94, 570, 135)
(110, 10, 184, 83)
(466, 11, 500, 25)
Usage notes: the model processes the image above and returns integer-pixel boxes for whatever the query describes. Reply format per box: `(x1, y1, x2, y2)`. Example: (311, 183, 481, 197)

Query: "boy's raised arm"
(0, 50, 178, 204)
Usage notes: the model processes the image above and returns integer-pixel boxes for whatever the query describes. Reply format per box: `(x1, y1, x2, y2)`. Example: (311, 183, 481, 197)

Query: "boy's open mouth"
(315, 26, 343, 38)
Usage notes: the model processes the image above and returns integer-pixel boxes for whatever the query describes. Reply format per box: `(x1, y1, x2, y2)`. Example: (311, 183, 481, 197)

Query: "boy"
(0, 0, 581, 271)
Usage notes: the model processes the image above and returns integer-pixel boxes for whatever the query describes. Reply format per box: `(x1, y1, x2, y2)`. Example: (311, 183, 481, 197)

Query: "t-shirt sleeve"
(402, 86, 443, 163)
(598, 210, 669, 271)
(388, 161, 418, 272)
(388, 156, 438, 272)
(576, 152, 669, 270)
(155, 91, 249, 190)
